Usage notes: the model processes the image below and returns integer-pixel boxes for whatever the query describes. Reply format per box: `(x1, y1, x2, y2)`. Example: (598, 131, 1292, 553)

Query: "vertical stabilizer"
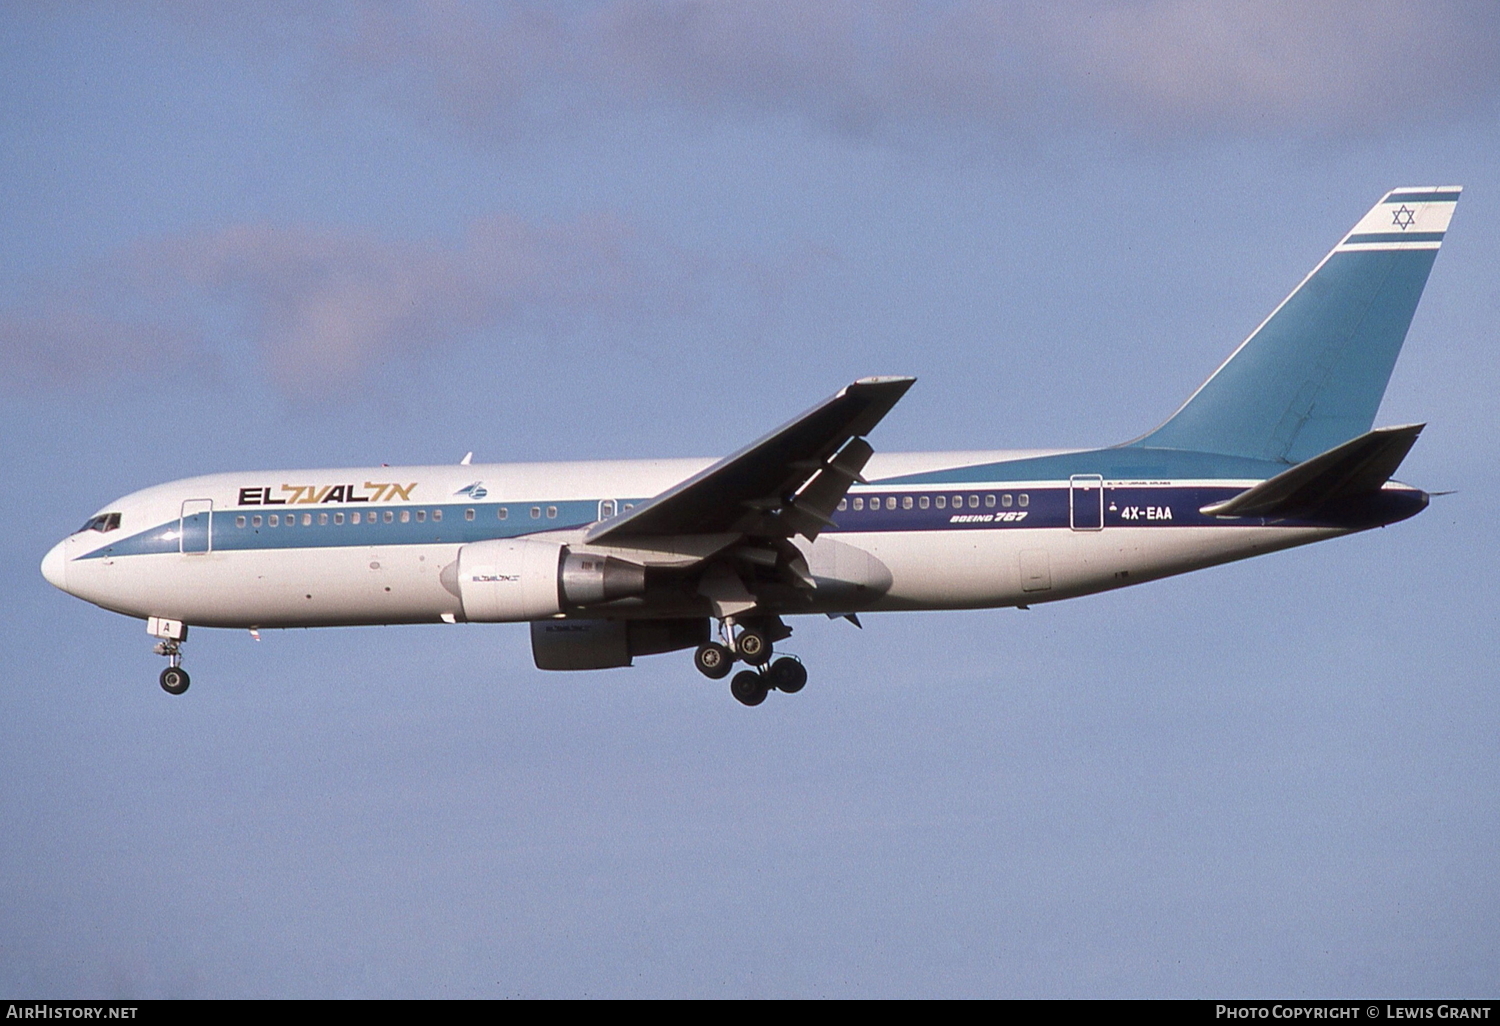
(1135, 187, 1460, 464)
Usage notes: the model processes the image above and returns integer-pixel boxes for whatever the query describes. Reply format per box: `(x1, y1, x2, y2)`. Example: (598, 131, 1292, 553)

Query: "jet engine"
(455, 538, 647, 622)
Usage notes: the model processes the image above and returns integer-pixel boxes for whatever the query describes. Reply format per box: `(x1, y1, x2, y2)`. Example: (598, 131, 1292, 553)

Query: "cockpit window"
(75, 512, 122, 534)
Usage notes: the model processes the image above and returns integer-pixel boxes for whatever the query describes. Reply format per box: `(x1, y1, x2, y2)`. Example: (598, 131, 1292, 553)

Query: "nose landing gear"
(159, 663, 190, 695)
(148, 616, 190, 695)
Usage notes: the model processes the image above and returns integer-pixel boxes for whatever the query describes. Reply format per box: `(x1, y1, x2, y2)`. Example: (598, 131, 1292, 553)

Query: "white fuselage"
(43, 449, 1343, 631)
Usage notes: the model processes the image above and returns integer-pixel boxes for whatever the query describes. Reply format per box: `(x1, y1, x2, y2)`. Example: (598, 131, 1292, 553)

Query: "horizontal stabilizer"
(1200, 424, 1423, 519)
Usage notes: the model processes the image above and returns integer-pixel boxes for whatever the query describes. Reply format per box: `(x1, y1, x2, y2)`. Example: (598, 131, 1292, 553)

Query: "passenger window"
(886, 497, 897, 510)
(919, 496, 930, 509)
(236, 516, 246, 528)
(1019, 493, 1029, 507)
(465, 508, 475, 521)
(268, 514, 279, 526)
(902, 496, 913, 510)
(935, 496, 945, 509)
(352, 512, 362, 524)
(985, 494, 995, 508)
(416, 510, 426, 522)
(1002, 494, 1012, 508)
(251, 515, 262, 527)
(546, 506, 557, 519)
(319, 513, 328, 525)
(400, 510, 409, 523)
(953, 495, 963, 508)
(335, 512, 345, 525)
(303, 513, 313, 526)
(530, 506, 541, 519)
(384, 510, 394, 523)
(433, 509, 442, 522)
(969, 495, 979, 508)
(853, 498, 863, 511)
(497, 507, 507, 520)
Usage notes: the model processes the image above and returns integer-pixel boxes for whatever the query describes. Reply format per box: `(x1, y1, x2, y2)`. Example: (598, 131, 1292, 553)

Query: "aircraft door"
(1069, 475, 1103, 531)
(180, 499, 213, 554)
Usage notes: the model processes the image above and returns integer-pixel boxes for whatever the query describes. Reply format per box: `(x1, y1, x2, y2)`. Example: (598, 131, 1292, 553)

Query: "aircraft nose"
(41, 540, 68, 592)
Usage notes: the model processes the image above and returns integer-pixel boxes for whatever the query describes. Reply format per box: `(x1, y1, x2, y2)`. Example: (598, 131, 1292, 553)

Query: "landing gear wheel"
(735, 628, 771, 666)
(160, 666, 190, 695)
(766, 657, 807, 694)
(693, 642, 735, 679)
(730, 669, 769, 707)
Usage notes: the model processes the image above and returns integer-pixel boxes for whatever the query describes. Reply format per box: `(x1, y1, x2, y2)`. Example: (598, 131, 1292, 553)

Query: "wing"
(586, 376, 915, 546)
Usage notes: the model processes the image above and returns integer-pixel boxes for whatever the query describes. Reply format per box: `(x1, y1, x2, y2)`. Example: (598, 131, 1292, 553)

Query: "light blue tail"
(1135, 187, 1460, 464)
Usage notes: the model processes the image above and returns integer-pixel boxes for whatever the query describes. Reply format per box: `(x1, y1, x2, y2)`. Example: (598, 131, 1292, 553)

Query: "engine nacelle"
(457, 538, 565, 621)
(531, 617, 709, 670)
(456, 539, 648, 622)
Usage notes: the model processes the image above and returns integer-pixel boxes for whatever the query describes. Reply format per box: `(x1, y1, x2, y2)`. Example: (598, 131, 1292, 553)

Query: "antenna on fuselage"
(460, 452, 473, 465)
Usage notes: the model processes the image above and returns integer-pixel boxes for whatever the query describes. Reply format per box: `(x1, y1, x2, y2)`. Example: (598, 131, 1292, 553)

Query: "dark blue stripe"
(1344, 231, 1445, 244)
(1382, 192, 1459, 204)
(832, 485, 1249, 532)
(873, 446, 1289, 487)
(827, 483, 1420, 532)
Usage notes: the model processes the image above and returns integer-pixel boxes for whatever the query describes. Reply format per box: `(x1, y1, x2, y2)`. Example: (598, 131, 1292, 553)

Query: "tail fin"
(1135, 187, 1460, 464)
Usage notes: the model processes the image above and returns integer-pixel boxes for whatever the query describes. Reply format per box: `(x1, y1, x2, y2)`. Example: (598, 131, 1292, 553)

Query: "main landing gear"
(148, 616, 190, 695)
(693, 618, 806, 706)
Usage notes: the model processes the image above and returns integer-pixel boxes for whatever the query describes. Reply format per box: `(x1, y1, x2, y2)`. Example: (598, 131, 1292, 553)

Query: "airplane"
(41, 187, 1460, 706)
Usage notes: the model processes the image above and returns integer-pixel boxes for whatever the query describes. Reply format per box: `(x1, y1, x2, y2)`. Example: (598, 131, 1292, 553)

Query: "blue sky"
(2, 2, 1498, 997)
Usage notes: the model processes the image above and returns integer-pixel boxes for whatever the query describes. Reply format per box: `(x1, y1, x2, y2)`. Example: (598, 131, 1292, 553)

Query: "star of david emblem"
(1391, 204, 1417, 230)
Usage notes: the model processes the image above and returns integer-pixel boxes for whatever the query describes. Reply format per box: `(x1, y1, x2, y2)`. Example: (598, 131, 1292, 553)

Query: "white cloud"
(1, 212, 705, 398)
(192, 0, 1500, 143)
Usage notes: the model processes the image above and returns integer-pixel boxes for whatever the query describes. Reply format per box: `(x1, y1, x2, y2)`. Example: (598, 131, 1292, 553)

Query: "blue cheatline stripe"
(1344, 231, 1445, 245)
(75, 480, 1427, 563)
(1383, 192, 1460, 204)
(75, 497, 642, 560)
